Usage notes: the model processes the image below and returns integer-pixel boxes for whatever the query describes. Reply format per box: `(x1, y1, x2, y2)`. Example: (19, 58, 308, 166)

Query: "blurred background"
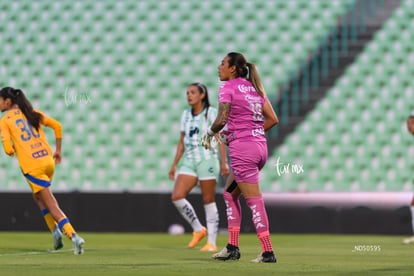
(0, 0, 413, 234)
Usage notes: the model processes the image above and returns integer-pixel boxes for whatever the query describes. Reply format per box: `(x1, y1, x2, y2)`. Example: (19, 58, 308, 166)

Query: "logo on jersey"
(32, 149, 48, 159)
(238, 84, 256, 93)
(245, 94, 262, 103)
(189, 127, 199, 137)
(252, 127, 265, 136)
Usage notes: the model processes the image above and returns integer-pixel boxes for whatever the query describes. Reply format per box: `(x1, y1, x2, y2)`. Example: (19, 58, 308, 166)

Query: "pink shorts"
(228, 140, 268, 184)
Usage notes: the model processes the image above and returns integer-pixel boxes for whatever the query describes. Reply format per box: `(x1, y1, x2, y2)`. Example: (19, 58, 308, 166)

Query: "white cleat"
(73, 234, 85, 255)
(53, 227, 64, 250)
(403, 236, 414, 244)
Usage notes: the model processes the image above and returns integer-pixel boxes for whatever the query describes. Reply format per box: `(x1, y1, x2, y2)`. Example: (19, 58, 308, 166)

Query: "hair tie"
(195, 83, 206, 94)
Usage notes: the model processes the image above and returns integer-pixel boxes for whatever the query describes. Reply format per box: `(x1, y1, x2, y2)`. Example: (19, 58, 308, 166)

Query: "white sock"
(410, 206, 414, 235)
(173, 199, 203, 232)
(204, 202, 219, 246)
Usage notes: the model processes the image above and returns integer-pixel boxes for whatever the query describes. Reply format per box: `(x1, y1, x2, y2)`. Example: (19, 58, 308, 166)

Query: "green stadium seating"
(262, 0, 414, 192)
(0, 0, 366, 192)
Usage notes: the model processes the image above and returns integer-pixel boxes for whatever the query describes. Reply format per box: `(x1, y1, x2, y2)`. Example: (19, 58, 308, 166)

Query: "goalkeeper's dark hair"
(226, 52, 266, 98)
(0, 87, 42, 131)
(190, 82, 211, 120)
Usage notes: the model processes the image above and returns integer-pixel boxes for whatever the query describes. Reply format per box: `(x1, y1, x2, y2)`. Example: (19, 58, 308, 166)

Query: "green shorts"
(177, 157, 219, 181)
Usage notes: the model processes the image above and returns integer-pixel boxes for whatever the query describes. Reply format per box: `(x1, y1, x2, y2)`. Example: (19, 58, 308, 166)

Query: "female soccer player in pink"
(169, 83, 230, 252)
(403, 112, 414, 244)
(202, 52, 279, 262)
(0, 87, 85, 254)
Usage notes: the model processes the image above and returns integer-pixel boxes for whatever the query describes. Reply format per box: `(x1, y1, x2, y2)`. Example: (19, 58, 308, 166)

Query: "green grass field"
(0, 232, 413, 275)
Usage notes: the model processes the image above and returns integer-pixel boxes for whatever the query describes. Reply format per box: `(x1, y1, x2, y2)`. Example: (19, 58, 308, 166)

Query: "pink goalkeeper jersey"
(218, 77, 268, 143)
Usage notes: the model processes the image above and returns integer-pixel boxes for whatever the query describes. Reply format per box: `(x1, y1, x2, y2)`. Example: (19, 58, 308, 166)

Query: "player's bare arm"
(263, 100, 279, 132)
(210, 102, 230, 133)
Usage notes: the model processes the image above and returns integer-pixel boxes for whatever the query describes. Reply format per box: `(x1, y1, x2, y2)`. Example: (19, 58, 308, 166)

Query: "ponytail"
(246, 62, 266, 98)
(0, 87, 42, 130)
(227, 52, 267, 98)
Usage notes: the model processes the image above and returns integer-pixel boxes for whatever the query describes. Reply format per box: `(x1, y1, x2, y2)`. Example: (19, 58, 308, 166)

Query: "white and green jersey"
(180, 107, 218, 162)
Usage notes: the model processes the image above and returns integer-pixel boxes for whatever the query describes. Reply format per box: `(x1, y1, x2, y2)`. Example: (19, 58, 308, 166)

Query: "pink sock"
(245, 195, 273, 252)
(258, 232, 273, 252)
(228, 226, 240, 247)
(223, 192, 241, 247)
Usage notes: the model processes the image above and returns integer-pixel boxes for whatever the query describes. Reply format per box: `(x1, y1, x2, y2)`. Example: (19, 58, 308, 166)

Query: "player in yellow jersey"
(0, 87, 85, 254)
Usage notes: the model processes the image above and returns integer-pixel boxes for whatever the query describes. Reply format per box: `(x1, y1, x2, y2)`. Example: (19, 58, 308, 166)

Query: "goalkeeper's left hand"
(201, 134, 213, 150)
(201, 129, 215, 150)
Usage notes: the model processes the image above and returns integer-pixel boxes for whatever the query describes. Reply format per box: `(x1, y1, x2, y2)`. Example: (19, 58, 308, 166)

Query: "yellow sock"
(58, 218, 77, 239)
(41, 209, 57, 232)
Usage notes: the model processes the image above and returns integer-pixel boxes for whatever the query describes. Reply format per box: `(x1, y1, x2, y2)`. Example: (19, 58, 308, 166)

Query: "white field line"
(0, 249, 73, 257)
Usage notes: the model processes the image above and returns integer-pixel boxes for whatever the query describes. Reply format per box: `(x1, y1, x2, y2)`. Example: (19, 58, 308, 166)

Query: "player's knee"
(171, 192, 185, 202)
(202, 195, 215, 204)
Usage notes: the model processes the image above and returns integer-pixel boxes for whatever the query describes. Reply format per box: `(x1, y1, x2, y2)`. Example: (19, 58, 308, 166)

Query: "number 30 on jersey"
(15, 119, 40, 141)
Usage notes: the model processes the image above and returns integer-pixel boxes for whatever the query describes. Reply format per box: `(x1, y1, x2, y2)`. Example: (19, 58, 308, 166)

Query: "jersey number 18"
(250, 103, 264, 122)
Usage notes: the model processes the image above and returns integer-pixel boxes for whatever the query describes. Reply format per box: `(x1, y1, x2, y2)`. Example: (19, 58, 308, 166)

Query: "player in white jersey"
(403, 112, 414, 244)
(169, 83, 230, 252)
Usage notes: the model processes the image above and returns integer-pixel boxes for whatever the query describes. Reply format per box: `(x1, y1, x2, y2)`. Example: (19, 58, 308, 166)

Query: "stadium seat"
(262, 0, 414, 191)
(0, 0, 372, 192)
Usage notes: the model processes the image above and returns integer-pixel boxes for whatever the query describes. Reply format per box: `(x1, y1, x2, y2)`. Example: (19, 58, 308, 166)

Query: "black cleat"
(250, 251, 277, 263)
(212, 244, 241, 261)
